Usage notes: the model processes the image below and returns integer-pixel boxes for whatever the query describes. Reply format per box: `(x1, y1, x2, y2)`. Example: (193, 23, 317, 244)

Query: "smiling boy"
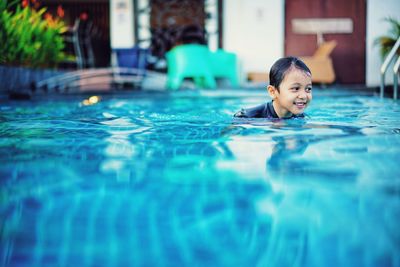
(234, 57, 312, 119)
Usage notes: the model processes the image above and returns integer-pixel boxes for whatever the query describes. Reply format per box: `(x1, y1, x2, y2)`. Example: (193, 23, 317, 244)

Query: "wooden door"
(285, 0, 366, 84)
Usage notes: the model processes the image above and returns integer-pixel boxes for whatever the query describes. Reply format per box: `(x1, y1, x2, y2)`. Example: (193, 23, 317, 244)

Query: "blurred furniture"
(63, 19, 84, 69)
(112, 46, 149, 88)
(166, 44, 239, 90)
(166, 44, 216, 90)
(81, 20, 95, 68)
(248, 72, 269, 83)
(209, 49, 239, 87)
(300, 40, 337, 84)
(63, 18, 96, 69)
(114, 47, 149, 70)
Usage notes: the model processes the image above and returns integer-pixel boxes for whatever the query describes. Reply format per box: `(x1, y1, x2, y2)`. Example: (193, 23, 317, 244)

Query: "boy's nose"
(298, 91, 307, 99)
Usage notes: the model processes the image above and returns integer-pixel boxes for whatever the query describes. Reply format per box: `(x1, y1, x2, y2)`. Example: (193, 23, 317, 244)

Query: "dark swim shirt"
(234, 101, 305, 119)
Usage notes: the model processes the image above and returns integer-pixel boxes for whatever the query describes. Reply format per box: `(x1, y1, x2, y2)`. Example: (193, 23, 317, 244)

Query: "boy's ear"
(267, 85, 278, 99)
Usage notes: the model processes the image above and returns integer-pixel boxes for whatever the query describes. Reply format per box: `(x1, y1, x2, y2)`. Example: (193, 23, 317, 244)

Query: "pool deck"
(0, 71, 386, 102)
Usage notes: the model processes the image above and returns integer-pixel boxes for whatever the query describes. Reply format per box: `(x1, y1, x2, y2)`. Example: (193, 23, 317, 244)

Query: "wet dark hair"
(269, 56, 311, 91)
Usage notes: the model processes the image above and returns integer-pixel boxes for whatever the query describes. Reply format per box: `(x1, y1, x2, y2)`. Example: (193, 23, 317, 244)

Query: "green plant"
(0, 0, 68, 68)
(374, 17, 400, 60)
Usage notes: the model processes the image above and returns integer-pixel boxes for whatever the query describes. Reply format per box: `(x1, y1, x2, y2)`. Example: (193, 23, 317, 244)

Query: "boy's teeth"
(295, 102, 306, 107)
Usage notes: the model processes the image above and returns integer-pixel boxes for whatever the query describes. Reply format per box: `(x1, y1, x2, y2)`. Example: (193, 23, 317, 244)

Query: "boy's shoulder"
(234, 103, 268, 118)
(234, 101, 306, 119)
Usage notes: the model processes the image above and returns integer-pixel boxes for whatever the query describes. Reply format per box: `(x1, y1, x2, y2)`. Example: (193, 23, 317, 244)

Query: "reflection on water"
(221, 118, 400, 267)
(0, 91, 400, 267)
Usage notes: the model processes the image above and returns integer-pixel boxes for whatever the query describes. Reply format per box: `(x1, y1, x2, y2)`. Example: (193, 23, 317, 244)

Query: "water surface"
(1, 89, 399, 267)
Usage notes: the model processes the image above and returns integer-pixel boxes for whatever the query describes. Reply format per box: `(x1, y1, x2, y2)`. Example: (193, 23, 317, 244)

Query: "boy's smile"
(268, 67, 312, 118)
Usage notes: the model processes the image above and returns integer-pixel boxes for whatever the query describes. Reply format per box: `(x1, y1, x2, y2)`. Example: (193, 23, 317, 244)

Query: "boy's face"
(268, 68, 312, 118)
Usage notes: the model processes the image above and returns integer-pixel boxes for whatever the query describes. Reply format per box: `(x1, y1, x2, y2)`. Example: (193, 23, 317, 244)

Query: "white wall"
(223, 0, 284, 83)
(110, 0, 135, 48)
(366, 0, 399, 87)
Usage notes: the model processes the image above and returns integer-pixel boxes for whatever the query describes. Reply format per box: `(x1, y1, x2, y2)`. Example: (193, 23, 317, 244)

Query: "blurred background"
(1, 0, 400, 91)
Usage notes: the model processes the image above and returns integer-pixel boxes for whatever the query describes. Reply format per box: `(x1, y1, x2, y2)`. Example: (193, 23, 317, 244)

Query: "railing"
(380, 36, 400, 99)
(34, 67, 147, 93)
(393, 53, 400, 100)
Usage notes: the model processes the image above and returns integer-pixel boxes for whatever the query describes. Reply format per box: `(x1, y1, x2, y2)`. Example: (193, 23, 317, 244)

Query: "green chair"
(209, 49, 239, 87)
(166, 44, 216, 90)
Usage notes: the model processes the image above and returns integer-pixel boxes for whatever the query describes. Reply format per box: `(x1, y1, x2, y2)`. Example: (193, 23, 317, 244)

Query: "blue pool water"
(0, 88, 399, 267)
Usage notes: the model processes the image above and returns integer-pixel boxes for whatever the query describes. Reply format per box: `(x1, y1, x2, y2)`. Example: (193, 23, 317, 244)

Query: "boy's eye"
(305, 87, 312, 92)
(291, 87, 300, 91)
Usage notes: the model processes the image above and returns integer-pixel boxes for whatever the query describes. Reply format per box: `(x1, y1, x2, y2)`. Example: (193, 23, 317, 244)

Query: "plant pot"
(0, 65, 66, 99)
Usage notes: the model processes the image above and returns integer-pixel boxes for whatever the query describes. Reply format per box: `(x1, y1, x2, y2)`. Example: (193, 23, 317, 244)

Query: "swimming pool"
(1, 88, 399, 267)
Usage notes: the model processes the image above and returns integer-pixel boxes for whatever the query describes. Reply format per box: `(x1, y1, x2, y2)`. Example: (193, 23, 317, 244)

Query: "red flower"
(57, 5, 64, 18)
(21, 0, 29, 8)
(44, 12, 53, 21)
(79, 12, 88, 21)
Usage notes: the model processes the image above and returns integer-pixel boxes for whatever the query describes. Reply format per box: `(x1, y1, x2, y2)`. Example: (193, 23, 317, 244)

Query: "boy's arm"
(234, 108, 248, 118)
(233, 104, 266, 118)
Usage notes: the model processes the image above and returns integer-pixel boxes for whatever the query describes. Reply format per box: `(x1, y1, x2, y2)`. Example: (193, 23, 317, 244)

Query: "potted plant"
(0, 0, 68, 67)
(0, 0, 69, 95)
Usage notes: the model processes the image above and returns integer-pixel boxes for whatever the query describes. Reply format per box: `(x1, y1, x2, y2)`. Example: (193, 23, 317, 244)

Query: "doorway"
(134, 0, 223, 72)
(285, 0, 366, 84)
